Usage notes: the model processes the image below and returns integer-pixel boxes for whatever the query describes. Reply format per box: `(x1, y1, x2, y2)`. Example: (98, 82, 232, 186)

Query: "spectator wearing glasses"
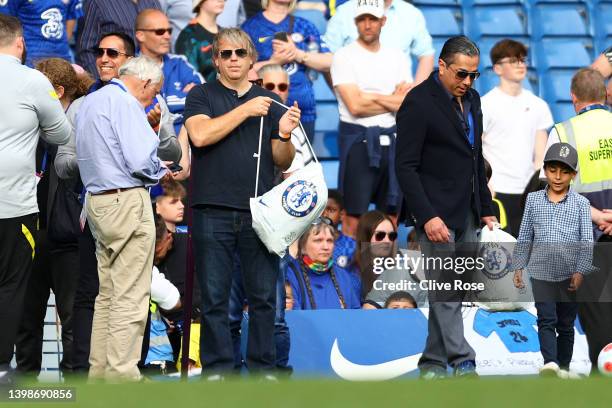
(76, 0, 161, 77)
(331, 0, 411, 238)
(285, 218, 361, 310)
(0, 0, 82, 67)
(183, 28, 300, 379)
(356, 211, 427, 309)
(258, 63, 313, 175)
(396, 36, 497, 378)
(242, 0, 333, 142)
(136, 9, 203, 135)
(175, 0, 226, 83)
(481, 39, 553, 237)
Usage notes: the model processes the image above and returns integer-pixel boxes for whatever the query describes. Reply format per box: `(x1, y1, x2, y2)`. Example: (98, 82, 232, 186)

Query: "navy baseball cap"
(543, 142, 578, 172)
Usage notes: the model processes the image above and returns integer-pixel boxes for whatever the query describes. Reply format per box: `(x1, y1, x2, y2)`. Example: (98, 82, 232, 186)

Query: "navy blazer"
(395, 72, 494, 229)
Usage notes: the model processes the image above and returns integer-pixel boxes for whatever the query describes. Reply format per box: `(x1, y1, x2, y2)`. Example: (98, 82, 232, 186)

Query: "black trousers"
(71, 223, 99, 372)
(494, 192, 523, 238)
(578, 235, 612, 373)
(15, 230, 79, 374)
(0, 214, 38, 372)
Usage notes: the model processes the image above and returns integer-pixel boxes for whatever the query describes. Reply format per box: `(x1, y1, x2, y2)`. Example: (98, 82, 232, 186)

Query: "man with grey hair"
(0, 14, 71, 384)
(76, 55, 168, 382)
(396, 36, 496, 378)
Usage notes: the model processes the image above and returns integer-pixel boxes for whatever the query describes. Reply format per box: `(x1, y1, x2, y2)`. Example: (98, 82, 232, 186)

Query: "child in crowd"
(512, 143, 593, 378)
(324, 190, 357, 272)
(384, 291, 417, 309)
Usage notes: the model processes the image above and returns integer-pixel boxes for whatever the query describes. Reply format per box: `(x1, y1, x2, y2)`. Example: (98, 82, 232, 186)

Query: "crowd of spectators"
(0, 0, 611, 383)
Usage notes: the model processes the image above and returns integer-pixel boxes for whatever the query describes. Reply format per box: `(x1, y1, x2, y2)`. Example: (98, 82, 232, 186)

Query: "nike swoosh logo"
(330, 338, 422, 381)
(259, 198, 269, 208)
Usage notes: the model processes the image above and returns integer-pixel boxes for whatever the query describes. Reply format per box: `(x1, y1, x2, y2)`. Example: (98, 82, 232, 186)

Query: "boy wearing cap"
(512, 142, 593, 378)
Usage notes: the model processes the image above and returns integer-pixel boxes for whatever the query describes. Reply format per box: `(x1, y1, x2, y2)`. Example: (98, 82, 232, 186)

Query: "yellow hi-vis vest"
(553, 108, 612, 194)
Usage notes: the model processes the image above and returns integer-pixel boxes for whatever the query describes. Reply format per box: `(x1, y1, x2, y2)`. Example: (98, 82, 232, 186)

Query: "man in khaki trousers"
(76, 56, 168, 382)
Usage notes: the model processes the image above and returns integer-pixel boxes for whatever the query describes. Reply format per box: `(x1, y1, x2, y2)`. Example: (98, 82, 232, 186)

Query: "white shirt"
(331, 41, 411, 128)
(482, 87, 553, 194)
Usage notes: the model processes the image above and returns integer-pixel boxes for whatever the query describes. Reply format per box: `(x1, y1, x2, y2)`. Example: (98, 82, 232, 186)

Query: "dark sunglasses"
(138, 27, 173, 36)
(264, 82, 288, 92)
(249, 78, 263, 86)
(219, 48, 249, 59)
(312, 217, 333, 226)
(450, 66, 480, 81)
(94, 47, 130, 59)
(373, 231, 398, 242)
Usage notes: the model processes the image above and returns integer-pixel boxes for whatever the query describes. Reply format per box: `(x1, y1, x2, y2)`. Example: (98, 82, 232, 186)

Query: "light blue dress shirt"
(76, 79, 167, 194)
(323, 0, 434, 72)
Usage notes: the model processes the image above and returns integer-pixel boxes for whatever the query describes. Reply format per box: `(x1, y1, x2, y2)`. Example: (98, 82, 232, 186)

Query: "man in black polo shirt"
(183, 27, 300, 379)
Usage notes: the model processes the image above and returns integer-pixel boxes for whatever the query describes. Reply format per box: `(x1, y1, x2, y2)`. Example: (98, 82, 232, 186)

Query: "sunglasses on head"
(219, 48, 249, 59)
(138, 27, 173, 36)
(94, 47, 130, 59)
(264, 82, 288, 92)
(312, 217, 333, 226)
(373, 231, 398, 242)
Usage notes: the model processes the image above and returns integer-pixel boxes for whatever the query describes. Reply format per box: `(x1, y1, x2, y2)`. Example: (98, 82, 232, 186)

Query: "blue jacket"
(286, 258, 361, 310)
(160, 54, 204, 134)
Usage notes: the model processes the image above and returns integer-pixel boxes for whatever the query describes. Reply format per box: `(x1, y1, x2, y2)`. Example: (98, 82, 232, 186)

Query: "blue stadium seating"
(313, 75, 336, 102)
(420, 6, 464, 37)
(412, 0, 459, 5)
(464, 5, 528, 38)
(534, 38, 594, 70)
(431, 37, 448, 66)
(540, 69, 575, 102)
(464, 0, 525, 4)
(320, 160, 339, 189)
(593, 2, 612, 46)
(531, 3, 591, 38)
(313, 130, 340, 159)
(315, 102, 339, 132)
(550, 101, 575, 122)
(293, 9, 327, 36)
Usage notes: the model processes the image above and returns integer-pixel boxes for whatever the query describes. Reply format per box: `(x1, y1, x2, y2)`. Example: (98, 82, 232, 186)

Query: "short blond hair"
(571, 68, 607, 104)
(212, 28, 258, 65)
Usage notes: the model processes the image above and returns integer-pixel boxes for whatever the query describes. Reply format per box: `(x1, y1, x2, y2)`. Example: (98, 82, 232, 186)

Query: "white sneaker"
(540, 362, 560, 377)
(558, 369, 582, 379)
(205, 374, 224, 381)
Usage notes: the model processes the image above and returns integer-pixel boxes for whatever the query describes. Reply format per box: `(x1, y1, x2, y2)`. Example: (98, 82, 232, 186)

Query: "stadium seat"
(312, 131, 339, 159)
(419, 6, 463, 37)
(464, 0, 524, 4)
(477, 36, 532, 68)
(431, 37, 448, 67)
(313, 75, 336, 102)
(411, 0, 459, 5)
(594, 2, 612, 45)
(534, 38, 594, 70)
(293, 9, 327, 36)
(550, 101, 575, 122)
(464, 5, 528, 39)
(320, 160, 339, 189)
(540, 69, 574, 102)
(315, 102, 339, 132)
(531, 4, 591, 38)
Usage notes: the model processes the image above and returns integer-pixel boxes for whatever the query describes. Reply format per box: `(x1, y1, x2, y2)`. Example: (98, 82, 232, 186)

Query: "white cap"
(354, 0, 385, 19)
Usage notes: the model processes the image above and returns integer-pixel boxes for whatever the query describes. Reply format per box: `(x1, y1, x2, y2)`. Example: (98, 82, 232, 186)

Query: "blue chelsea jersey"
(1, 0, 83, 66)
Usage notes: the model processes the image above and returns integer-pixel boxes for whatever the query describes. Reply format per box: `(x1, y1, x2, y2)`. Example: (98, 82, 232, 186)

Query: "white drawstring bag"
(473, 224, 533, 311)
(250, 102, 328, 257)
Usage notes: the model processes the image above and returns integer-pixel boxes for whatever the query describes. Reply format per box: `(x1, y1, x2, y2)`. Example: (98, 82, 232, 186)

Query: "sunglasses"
(249, 78, 263, 86)
(138, 27, 173, 36)
(219, 48, 249, 60)
(373, 231, 398, 242)
(312, 217, 333, 226)
(449, 65, 480, 81)
(264, 82, 288, 92)
(94, 47, 130, 59)
(498, 57, 527, 66)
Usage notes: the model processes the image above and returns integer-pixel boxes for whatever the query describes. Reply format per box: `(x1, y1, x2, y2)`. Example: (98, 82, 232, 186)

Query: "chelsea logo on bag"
(478, 243, 512, 280)
(282, 180, 318, 217)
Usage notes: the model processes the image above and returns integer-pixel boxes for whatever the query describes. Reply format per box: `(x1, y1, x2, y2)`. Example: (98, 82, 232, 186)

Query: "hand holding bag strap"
(252, 101, 320, 198)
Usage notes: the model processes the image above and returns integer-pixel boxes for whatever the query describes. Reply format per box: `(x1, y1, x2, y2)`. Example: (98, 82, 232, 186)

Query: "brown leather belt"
(92, 186, 144, 196)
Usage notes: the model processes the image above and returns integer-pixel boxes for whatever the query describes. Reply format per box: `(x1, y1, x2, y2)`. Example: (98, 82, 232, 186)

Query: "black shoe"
(419, 366, 447, 380)
(454, 360, 478, 377)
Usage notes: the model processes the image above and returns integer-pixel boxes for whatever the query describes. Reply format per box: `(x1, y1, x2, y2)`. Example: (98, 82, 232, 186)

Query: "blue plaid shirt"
(512, 187, 593, 281)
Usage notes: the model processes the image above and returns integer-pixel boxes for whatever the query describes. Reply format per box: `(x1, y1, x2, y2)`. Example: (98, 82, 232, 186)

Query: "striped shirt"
(76, 0, 161, 77)
(512, 187, 594, 281)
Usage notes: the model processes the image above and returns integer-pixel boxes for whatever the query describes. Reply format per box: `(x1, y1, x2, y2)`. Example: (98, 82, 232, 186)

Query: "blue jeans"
(193, 207, 278, 374)
(229, 253, 291, 371)
(532, 278, 578, 370)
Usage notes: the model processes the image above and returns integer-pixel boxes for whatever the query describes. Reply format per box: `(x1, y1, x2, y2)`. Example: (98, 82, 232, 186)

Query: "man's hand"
(272, 38, 298, 63)
(279, 101, 301, 135)
(147, 103, 162, 128)
(424, 216, 451, 243)
(598, 209, 612, 235)
(241, 96, 272, 117)
(513, 270, 525, 289)
(182, 83, 196, 93)
(568, 272, 584, 292)
(481, 216, 498, 231)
